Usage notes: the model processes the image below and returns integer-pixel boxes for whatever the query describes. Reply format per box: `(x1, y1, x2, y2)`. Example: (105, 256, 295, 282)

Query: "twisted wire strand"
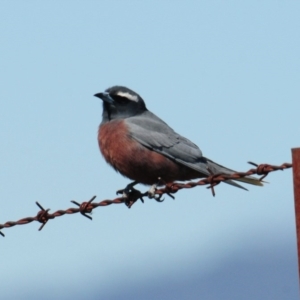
(0, 162, 292, 237)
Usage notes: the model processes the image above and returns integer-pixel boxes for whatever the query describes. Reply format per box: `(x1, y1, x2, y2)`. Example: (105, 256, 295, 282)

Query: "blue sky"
(0, 1, 299, 299)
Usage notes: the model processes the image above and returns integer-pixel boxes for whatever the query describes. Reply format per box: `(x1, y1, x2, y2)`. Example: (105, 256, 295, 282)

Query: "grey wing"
(125, 111, 211, 177)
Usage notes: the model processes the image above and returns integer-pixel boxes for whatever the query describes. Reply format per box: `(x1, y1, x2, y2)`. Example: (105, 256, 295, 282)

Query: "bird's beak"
(94, 92, 115, 104)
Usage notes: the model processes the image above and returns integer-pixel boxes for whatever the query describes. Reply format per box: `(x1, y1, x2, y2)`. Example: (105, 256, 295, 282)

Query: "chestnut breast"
(98, 120, 200, 184)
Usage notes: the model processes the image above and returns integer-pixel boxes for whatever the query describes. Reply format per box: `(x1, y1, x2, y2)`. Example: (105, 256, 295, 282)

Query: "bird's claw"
(124, 189, 146, 208)
(147, 191, 164, 202)
(117, 180, 165, 207)
(153, 194, 164, 202)
(116, 188, 130, 199)
(147, 183, 164, 202)
(116, 181, 147, 208)
(116, 181, 138, 199)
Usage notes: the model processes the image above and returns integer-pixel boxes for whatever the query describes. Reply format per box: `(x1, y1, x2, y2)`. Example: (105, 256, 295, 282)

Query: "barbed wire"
(0, 162, 292, 237)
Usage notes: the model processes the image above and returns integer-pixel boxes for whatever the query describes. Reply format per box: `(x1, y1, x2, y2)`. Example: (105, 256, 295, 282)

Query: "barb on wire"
(71, 195, 97, 220)
(0, 162, 292, 237)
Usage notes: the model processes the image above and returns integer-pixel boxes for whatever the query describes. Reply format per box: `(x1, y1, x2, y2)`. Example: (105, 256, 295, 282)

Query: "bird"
(94, 86, 262, 197)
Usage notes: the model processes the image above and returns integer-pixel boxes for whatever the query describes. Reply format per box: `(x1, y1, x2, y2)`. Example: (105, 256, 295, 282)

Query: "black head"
(94, 86, 147, 122)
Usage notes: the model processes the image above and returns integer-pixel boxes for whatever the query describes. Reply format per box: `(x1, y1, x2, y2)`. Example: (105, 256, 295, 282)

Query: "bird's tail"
(204, 158, 263, 190)
(233, 176, 263, 186)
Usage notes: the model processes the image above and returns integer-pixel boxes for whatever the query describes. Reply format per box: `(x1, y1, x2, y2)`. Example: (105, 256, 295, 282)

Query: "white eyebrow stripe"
(116, 91, 138, 102)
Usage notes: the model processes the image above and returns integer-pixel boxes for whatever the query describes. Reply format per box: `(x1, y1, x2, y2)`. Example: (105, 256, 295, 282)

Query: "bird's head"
(94, 86, 147, 121)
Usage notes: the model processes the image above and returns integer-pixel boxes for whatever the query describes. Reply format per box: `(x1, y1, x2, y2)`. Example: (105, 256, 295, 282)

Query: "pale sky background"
(0, 1, 299, 299)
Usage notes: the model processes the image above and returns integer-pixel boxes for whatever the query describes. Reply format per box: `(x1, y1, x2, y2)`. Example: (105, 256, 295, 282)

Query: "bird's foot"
(116, 181, 146, 208)
(116, 181, 138, 198)
(147, 179, 164, 202)
(116, 179, 165, 207)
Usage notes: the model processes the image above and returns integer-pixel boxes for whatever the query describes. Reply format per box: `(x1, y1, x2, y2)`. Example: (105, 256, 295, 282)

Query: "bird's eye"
(112, 95, 129, 104)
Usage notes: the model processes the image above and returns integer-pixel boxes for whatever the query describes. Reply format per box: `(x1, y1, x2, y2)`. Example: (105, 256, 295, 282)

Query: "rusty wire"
(0, 162, 292, 237)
